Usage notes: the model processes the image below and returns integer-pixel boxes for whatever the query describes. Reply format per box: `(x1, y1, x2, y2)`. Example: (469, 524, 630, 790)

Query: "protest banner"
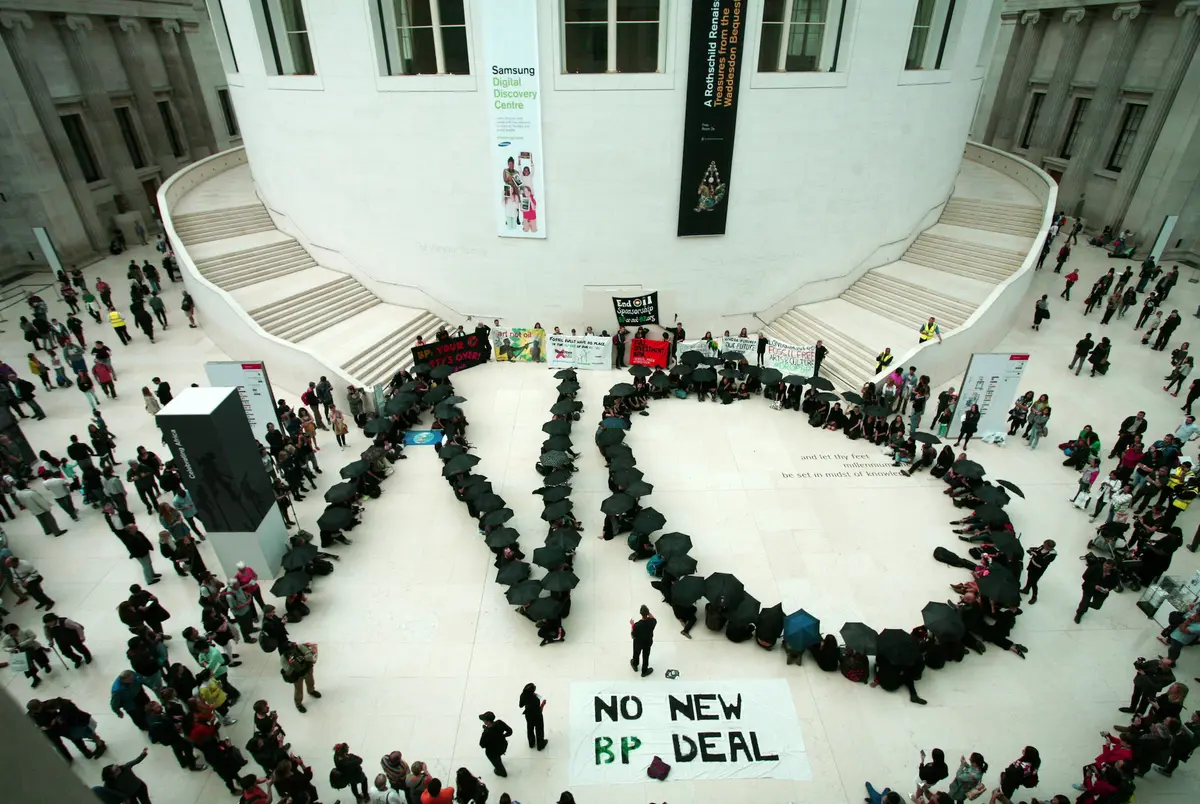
(410, 333, 487, 375)
(629, 337, 668, 368)
(547, 334, 612, 370)
(720, 335, 757, 358)
(766, 339, 816, 375)
(676, 338, 718, 358)
(613, 292, 660, 326)
(493, 328, 545, 363)
(569, 679, 810, 784)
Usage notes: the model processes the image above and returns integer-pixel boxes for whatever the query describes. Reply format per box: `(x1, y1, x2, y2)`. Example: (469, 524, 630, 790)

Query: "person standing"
(478, 711, 513, 777)
(1032, 295, 1050, 330)
(108, 309, 132, 345)
(1109, 412, 1148, 459)
(1166, 358, 1194, 396)
(630, 605, 656, 677)
(1061, 269, 1079, 300)
(109, 670, 152, 730)
(9, 373, 46, 419)
(1074, 558, 1119, 623)
(6, 555, 57, 608)
(1019, 541, 1057, 605)
(519, 682, 548, 751)
(27, 697, 107, 761)
(1183, 379, 1200, 416)
(181, 291, 197, 327)
(1054, 243, 1071, 273)
(148, 292, 168, 328)
(756, 333, 768, 368)
(280, 640, 321, 712)
(1155, 310, 1182, 351)
(1089, 337, 1112, 377)
(42, 611, 92, 667)
(953, 404, 980, 451)
(153, 377, 172, 406)
(332, 743, 370, 802)
(99, 748, 152, 804)
(2, 622, 53, 687)
(42, 473, 79, 522)
(1120, 657, 1176, 715)
(223, 579, 259, 643)
(1068, 219, 1082, 245)
(918, 317, 942, 345)
(812, 340, 828, 378)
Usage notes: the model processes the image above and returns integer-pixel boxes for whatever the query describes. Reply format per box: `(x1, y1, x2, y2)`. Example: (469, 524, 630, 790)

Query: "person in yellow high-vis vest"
(918, 317, 942, 345)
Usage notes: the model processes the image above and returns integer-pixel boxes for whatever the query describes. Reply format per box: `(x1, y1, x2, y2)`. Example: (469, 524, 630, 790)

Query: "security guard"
(876, 348, 893, 374)
(918, 317, 942, 345)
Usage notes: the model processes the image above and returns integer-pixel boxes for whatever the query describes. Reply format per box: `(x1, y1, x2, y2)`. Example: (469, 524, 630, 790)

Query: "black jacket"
(479, 720, 513, 753)
(1119, 416, 1149, 437)
(631, 616, 657, 644)
(1074, 337, 1094, 357)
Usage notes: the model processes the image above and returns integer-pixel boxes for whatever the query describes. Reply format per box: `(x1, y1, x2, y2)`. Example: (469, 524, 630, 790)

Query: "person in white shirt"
(1087, 471, 1122, 522)
(1174, 415, 1200, 443)
(42, 475, 78, 521)
(13, 482, 66, 536)
(369, 773, 405, 804)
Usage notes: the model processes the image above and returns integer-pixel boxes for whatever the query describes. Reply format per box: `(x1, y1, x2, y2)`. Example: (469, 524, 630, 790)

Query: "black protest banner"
(677, 0, 747, 237)
(410, 333, 487, 374)
(613, 292, 660, 326)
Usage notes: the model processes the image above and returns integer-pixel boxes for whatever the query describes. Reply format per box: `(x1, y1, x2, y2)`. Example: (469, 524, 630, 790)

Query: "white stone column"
(1025, 8, 1089, 164)
(0, 11, 107, 250)
(991, 11, 1044, 151)
(109, 17, 179, 175)
(154, 19, 209, 159)
(1057, 4, 1148, 215)
(1105, 1, 1200, 230)
(57, 14, 153, 221)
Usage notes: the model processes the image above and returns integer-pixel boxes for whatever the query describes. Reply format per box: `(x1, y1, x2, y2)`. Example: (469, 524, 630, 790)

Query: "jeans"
(81, 389, 99, 409)
(865, 782, 891, 804)
(25, 398, 45, 418)
(1069, 353, 1086, 374)
(136, 554, 158, 583)
(154, 310, 168, 327)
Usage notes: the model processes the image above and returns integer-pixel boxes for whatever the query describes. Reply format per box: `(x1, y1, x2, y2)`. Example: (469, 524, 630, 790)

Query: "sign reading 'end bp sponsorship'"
(481, 0, 546, 239)
(613, 292, 659, 326)
(569, 679, 810, 784)
(410, 333, 487, 375)
(677, 0, 748, 237)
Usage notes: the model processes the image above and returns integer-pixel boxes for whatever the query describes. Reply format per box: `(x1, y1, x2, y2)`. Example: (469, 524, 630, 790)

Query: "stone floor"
(1, 234, 1198, 804)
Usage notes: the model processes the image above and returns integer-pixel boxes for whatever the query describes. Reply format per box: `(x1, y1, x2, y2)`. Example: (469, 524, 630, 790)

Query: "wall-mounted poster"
(481, 0, 546, 238)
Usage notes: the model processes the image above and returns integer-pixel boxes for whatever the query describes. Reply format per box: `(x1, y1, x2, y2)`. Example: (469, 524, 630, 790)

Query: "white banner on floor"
(948, 352, 1030, 438)
(568, 679, 810, 785)
(204, 361, 279, 444)
(547, 334, 612, 370)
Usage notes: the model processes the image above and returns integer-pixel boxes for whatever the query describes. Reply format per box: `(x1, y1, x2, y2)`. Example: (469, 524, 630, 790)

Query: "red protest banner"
(629, 337, 668, 368)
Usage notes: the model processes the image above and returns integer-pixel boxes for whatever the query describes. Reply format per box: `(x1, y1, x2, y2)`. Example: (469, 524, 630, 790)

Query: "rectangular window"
(60, 113, 102, 182)
(563, 0, 662, 74)
(157, 100, 186, 158)
(905, 0, 935, 69)
(1060, 97, 1090, 159)
(1019, 91, 1044, 149)
(114, 106, 146, 169)
(759, 0, 847, 74)
(217, 88, 240, 137)
(260, 0, 316, 75)
(378, 0, 470, 75)
(905, 0, 955, 70)
(1107, 103, 1147, 172)
(211, 0, 240, 72)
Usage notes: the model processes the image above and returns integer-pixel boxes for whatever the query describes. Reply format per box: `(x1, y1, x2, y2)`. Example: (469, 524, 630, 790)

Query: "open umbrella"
(339, 460, 371, 480)
(440, 445, 467, 461)
(671, 575, 706, 607)
(461, 481, 493, 501)
(385, 395, 417, 416)
(756, 603, 785, 644)
(984, 530, 1023, 561)
(996, 479, 1025, 498)
(430, 365, 456, 380)
(424, 384, 453, 404)
(912, 432, 942, 445)
(669, 364, 694, 377)
(609, 383, 636, 397)
(975, 485, 1011, 507)
(604, 443, 633, 460)
(444, 395, 467, 406)
(542, 569, 579, 592)
(655, 531, 693, 558)
(840, 622, 878, 654)
(726, 594, 761, 628)
(952, 459, 985, 479)
(720, 351, 745, 362)
(482, 508, 514, 527)
(537, 486, 571, 503)
(397, 381, 421, 394)
(270, 570, 312, 597)
(807, 376, 834, 391)
(545, 528, 582, 551)
(719, 368, 742, 379)
(411, 363, 432, 376)
(496, 561, 531, 585)
(550, 401, 576, 415)
(557, 381, 580, 394)
(608, 457, 637, 473)
(543, 435, 574, 451)
(759, 368, 782, 384)
(433, 403, 463, 420)
(596, 429, 626, 447)
(972, 505, 1010, 528)
(443, 455, 480, 476)
(625, 479, 654, 498)
(484, 527, 520, 549)
(665, 554, 698, 577)
(783, 608, 821, 651)
(553, 368, 577, 380)
(601, 493, 636, 515)
(705, 572, 745, 607)
(877, 628, 922, 666)
(524, 597, 564, 621)
(532, 546, 568, 568)
(506, 580, 542, 605)
(316, 507, 355, 532)
(681, 351, 704, 367)
(324, 483, 358, 503)
(649, 373, 672, 388)
(921, 602, 965, 641)
(543, 469, 573, 486)
(539, 451, 574, 468)
(542, 420, 571, 435)
(281, 543, 317, 571)
(976, 564, 1020, 606)
(541, 500, 573, 521)
(628, 366, 652, 377)
(700, 355, 723, 366)
(691, 367, 717, 383)
(601, 417, 630, 430)
(475, 493, 507, 514)
(612, 468, 645, 486)
(632, 507, 665, 533)
(782, 375, 807, 385)
(364, 418, 392, 436)
(816, 392, 839, 402)
(842, 392, 864, 405)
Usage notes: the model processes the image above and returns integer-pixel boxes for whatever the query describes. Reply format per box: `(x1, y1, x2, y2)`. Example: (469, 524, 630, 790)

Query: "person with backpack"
(181, 291, 197, 327)
(332, 743, 369, 802)
(146, 699, 206, 772)
(280, 640, 321, 712)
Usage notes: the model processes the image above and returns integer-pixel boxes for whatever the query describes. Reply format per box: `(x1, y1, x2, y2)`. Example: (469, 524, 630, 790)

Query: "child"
(51, 353, 72, 388)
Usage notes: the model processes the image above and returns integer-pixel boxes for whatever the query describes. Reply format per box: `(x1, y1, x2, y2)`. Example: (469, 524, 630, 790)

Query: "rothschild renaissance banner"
(547, 334, 612, 370)
(481, 0, 546, 238)
(677, 0, 748, 237)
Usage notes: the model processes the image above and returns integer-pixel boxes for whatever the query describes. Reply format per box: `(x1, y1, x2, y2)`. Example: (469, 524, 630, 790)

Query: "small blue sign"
(404, 430, 440, 446)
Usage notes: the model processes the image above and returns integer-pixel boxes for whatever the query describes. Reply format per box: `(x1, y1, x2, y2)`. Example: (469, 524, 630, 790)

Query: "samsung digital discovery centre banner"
(481, 0, 546, 238)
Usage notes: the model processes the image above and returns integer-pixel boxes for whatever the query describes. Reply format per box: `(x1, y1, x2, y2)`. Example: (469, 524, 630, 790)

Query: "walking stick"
(50, 644, 71, 670)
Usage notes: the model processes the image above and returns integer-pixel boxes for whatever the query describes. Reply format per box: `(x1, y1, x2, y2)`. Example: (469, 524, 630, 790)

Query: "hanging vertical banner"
(677, 0, 748, 237)
(481, 0, 546, 238)
(948, 353, 1031, 438)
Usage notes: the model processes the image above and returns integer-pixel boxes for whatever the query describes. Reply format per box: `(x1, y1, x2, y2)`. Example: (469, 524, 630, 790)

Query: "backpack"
(646, 554, 664, 577)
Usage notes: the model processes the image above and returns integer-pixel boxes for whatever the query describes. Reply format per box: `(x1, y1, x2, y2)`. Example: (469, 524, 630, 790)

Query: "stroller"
(1084, 523, 1142, 591)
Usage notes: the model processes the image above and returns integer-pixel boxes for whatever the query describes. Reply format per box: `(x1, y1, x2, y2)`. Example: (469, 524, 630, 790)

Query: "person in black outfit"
(1019, 540, 1056, 605)
(630, 604, 657, 677)
(1155, 310, 1182, 351)
(146, 700, 205, 771)
(476, 320, 493, 362)
(1110, 412, 1149, 458)
(42, 612, 93, 666)
(519, 682, 548, 751)
(1120, 657, 1176, 716)
(812, 340, 827, 378)
(478, 711, 513, 777)
(259, 605, 290, 651)
(153, 377, 172, 406)
(1089, 337, 1112, 377)
(1074, 557, 1119, 623)
(953, 404, 980, 451)
(757, 333, 768, 367)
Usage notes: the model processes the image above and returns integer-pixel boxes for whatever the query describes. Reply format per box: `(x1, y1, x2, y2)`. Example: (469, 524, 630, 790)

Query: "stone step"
(262, 288, 381, 343)
(342, 311, 449, 386)
(766, 314, 870, 390)
(173, 203, 266, 226)
(199, 253, 315, 288)
(847, 272, 975, 328)
(941, 198, 1042, 237)
(195, 240, 309, 271)
(210, 261, 310, 291)
(903, 247, 1016, 283)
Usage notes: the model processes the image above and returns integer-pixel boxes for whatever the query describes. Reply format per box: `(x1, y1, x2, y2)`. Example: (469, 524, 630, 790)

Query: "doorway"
(141, 177, 162, 229)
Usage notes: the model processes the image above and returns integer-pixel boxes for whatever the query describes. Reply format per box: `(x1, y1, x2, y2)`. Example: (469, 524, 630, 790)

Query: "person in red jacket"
(1062, 269, 1080, 300)
(420, 777, 454, 804)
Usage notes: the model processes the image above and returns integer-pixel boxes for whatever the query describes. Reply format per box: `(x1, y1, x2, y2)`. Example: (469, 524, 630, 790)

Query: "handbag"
(9, 651, 30, 673)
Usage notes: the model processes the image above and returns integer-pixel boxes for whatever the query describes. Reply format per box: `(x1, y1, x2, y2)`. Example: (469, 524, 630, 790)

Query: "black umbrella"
(444, 395, 467, 405)
(506, 580, 542, 605)
(339, 460, 371, 480)
(984, 530, 1023, 561)
(424, 385, 453, 404)
(482, 508, 514, 527)
(912, 432, 942, 445)
(461, 481, 493, 500)
(628, 366, 652, 377)
(433, 403, 463, 420)
(665, 554, 698, 577)
(681, 351, 704, 367)
(840, 622, 878, 654)
(543, 435, 574, 451)
(972, 505, 1010, 528)
(975, 485, 1011, 507)
(557, 381, 580, 394)
(807, 376, 834, 391)
(609, 383, 636, 397)
(720, 351, 745, 362)
(545, 528, 582, 551)
(921, 602, 965, 641)
(719, 368, 741, 379)
(384, 395, 416, 416)
(443, 455, 481, 476)
(542, 420, 572, 435)
(484, 527, 520, 549)
(324, 483, 358, 503)
(842, 392, 864, 405)
(596, 429, 626, 447)
(865, 405, 891, 418)
(542, 500, 573, 521)
(632, 507, 665, 533)
(604, 443, 633, 460)
(364, 418, 392, 436)
(397, 381, 421, 394)
(655, 531, 693, 558)
(316, 507, 355, 532)
(440, 445, 467, 461)
(543, 469, 573, 486)
(691, 367, 717, 383)
(270, 570, 312, 597)
(553, 369, 577, 380)
(756, 603, 785, 643)
(496, 561, 531, 585)
(699, 355, 723, 366)
(817, 392, 839, 402)
(525, 597, 564, 621)
(411, 363, 432, 376)
(782, 375, 807, 385)
(705, 572, 745, 606)
(877, 628, 922, 666)
(537, 486, 571, 503)
(475, 493, 507, 514)
(540, 451, 574, 468)
(952, 459, 985, 479)
(669, 364, 693, 377)
(601, 493, 636, 515)
(542, 570, 579, 592)
(281, 544, 317, 571)
(625, 479, 654, 498)
(649, 373, 672, 388)
(726, 594, 761, 628)
(976, 564, 1020, 606)
(671, 575, 706, 606)
(996, 479, 1025, 498)
(430, 365, 456, 380)
(613, 468, 645, 486)
(550, 401, 576, 415)
(532, 546, 569, 568)
(608, 457, 637, 473)
(759, 368, 782, 384)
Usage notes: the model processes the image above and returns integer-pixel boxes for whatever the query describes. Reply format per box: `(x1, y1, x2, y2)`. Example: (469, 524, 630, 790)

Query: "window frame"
(1018, 90, 1045, 150)
(252, 0, 324, 88)
(552, 0, 674, 91)
(366, 0, 477, 92)
(560, 0, 667, 75)
(113, 105, 148, 170)
(1105, 102, 1147, 172)
(757, 0, 848, 75)
(156, 99, 187, 159)
(216, 88, 241, 138)
(207, 0, 240, 73)
(1059, 96, 1090, 160)
(377, 0, 472, 76)
(902, 0, 958, 74)
(59, 112, 103, 184)
(751, 0, 857, 89)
